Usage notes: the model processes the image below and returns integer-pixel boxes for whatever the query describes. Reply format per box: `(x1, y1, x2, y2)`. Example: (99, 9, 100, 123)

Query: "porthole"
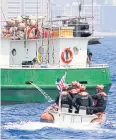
(12, 49, 16, 56)
(73, 46, 79, 55)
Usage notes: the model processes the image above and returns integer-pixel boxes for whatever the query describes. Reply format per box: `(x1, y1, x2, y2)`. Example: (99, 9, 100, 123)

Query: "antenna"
(77, 0, 83, 17)
(79, 2, 81, 17)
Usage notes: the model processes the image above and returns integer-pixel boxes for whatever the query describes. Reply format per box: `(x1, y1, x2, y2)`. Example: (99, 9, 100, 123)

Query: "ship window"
(12, 49, 16, 56)
(79, 81, 88, 84)
(73, 47, 79, 55)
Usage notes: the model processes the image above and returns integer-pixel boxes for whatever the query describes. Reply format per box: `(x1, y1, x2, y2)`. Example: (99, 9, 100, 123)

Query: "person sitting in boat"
(44, 84, 72, 113)
(90, 85, 107, 113)
(55, 84, 72, 108)
(72, 85, 93, 113)
(69, 81, 81, 98)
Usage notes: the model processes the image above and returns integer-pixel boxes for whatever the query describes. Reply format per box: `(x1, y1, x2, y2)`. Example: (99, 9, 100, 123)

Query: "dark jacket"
(69, 88, 79, 98)
(92, 92, 107, 110)
(55, 93, 72, 106)
(72, 92, 93, 108)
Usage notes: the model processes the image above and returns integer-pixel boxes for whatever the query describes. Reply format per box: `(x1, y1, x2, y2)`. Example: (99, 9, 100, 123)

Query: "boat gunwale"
(1, 36, 103, 41)
(49, 110, 98, 117)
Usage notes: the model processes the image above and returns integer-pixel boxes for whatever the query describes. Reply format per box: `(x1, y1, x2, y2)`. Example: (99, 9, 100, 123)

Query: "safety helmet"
(72, 81, 77, 86)
(96, 85, 104, 90)
(76, 82, 81, 88)
(80, 85, 86, 91)
(64, 84, 69, 89)
(62, 84, 69, 90)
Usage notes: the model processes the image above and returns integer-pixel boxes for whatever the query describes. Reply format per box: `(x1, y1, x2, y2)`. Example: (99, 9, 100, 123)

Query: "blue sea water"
(1, 37, 116, 139)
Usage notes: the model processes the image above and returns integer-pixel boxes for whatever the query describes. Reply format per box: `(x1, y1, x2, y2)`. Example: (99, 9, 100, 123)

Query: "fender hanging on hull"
(40, 112, 54, 123)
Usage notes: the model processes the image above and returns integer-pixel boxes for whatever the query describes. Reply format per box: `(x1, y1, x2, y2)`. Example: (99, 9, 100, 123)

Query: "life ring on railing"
(61, 48, 73, 64)
(27, 26, 40, 39)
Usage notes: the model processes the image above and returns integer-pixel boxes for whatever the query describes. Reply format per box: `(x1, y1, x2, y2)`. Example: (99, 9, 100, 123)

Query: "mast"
(78, 1, 82, 17)
(47, 0, 52, 64)
(77, 0, 82, 37)
(47, 0, 51, 21)
(92, 0, 94, 35)
(36, 0, 39, 58)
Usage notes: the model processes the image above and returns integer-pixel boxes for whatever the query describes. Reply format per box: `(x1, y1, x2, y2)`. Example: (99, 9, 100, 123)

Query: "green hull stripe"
(1, 67, 112, 102)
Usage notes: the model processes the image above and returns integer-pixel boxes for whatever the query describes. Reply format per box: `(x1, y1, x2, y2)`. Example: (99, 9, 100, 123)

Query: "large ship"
(1, 2, 111, 104)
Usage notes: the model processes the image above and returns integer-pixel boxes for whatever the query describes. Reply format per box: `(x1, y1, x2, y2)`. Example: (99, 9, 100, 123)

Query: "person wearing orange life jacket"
(72, 85, 93, 113)
(90, 85, 107, 113)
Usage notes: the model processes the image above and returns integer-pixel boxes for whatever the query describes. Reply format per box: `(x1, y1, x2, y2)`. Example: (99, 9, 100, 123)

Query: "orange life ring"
(27, 26, 40, 39)
(61, 48, 73, 64)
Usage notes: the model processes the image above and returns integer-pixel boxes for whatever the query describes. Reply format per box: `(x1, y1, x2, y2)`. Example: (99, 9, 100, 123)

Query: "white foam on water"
(3, 121, 50, 130)
(3, 121, 101, 131)
(3, 120, 116, 134)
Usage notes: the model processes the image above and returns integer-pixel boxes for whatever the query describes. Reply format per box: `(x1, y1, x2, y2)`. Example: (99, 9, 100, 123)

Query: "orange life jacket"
(79, 92, 88, 96)
(70, 89, 79, 94)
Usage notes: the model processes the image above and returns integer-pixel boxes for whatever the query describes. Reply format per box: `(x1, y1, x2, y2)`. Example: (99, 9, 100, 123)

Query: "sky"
(53, 0, 116, 6)
(52, 0, 116, 32)
(53, 0, 78, 6)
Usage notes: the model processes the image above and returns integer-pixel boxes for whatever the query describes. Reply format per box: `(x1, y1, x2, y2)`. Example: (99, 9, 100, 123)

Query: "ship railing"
(88, 64, 109, 68)
(57, 64, 109, 68)
(0, 64, 109, 69)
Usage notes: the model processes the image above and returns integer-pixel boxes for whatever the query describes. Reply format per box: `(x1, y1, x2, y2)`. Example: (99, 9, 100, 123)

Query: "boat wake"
(3, 121, 101, 131)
